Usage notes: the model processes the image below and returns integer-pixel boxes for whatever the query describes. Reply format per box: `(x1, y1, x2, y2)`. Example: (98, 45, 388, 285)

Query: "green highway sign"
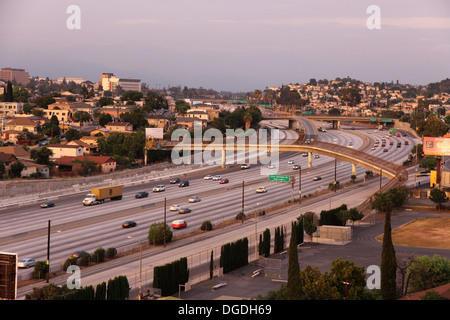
(269, 175, 291, 182)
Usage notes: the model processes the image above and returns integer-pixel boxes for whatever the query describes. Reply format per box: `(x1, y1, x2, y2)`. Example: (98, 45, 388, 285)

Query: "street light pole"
(164, 197, 166, 247)
(46, 220, 50, 283)
(299, 166, 302, 204)
(241, 181, 244, 223)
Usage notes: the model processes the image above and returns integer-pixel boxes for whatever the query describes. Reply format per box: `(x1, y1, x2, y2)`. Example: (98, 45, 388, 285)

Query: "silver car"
(18, 258, 36, 268)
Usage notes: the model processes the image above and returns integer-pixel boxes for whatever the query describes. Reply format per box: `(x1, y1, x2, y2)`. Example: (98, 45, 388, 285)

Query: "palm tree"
(243, 112, 252, 131)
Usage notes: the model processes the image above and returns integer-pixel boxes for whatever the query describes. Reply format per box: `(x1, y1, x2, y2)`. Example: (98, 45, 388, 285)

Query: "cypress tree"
(381, 207, 397, 300)
(209, 250, 214, 279)
(263, 228, 271, 257)
(286, 221, 304, 300)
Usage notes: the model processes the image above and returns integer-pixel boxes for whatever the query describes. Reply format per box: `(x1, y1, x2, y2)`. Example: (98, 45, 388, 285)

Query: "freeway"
(0, 120, 419, 289)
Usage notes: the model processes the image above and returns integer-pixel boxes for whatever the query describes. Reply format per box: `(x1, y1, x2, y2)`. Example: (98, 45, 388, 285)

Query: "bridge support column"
(222, 149, 226, 169)
(352, 163, 356, 177)
(308, 152, 312, 168)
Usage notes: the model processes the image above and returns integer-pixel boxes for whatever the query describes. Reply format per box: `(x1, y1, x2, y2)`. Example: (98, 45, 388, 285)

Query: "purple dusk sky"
(1, 0, 449, 91)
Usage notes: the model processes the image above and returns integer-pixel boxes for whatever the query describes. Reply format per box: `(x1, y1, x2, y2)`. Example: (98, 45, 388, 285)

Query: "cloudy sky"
(1, 0, 449, 91)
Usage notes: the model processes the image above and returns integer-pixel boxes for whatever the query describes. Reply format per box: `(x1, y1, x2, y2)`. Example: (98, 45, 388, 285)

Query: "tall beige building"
(0, 67, 30, 85)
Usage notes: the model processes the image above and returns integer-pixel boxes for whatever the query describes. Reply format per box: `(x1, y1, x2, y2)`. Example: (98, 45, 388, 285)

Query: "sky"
(0, 0, 449, 92)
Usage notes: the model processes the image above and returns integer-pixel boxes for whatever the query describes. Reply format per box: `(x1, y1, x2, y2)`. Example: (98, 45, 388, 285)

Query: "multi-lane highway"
(0, 119, 421, 293)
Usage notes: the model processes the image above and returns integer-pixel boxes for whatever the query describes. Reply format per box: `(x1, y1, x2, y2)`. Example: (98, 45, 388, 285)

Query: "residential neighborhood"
(1, 68, 450, 179)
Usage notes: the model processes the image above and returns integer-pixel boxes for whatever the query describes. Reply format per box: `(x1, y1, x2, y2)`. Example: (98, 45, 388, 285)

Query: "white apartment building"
(0, 102, 24, 116)
(101, 73, 141, 93)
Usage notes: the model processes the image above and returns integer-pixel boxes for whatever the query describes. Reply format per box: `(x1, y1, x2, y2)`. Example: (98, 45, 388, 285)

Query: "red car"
(172, 219, 187, 229)
(219, 178, 229, 184)
(383, 149, 388, 152)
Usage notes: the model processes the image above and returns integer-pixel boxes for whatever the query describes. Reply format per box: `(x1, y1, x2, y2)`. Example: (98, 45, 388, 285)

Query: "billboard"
(0, 252, 17, 300)
(423, 137, 450, 156)
(145, 128, 164, 139)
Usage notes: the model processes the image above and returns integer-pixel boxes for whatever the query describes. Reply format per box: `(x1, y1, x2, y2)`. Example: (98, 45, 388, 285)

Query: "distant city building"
(0, 67, 30, 85)
(100, 73, 141, 93)
(118, 78, 141, 92)
(57, 77, 86, 85)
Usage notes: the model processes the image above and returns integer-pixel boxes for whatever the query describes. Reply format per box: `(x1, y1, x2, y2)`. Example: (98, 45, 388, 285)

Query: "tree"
(4, 81, 14, 102)
(420, 156, 436, 171)
(328, 258, 367, 299)
(9, 161, 24, 178)
(303, 211, 317, 241)
(73, 111, 92, 123)
(148, 222, 172, 245)
(406, 254, 450, 293)
(98, 97, 114, 107)
(175, 100, 190, 113)
(30, 147, 53, 165)
(65, 128, 83, 142)
(286, 221, 304, 300)
(98, 113, 113, 127)
(120, 90, 143, 102)
(428, 188, 448, 209)
(371, 191, 397, 300)
(422, 115, 448, 137)
(338, 86, 361, 115)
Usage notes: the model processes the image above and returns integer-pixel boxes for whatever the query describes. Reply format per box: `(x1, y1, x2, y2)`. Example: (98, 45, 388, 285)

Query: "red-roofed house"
(56, 155, 117, 173)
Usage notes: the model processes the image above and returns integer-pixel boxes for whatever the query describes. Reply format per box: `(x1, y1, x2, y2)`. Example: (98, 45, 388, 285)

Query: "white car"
(153, 185, 165, 192)
(256, 186, 267, 193)
(240, 164, 250, 169)
(212, 175, 221, 181)
(288, 160, 294, 164)
(314, 154, 320, 158)
(188, 196, 201, 203)
(204, 175, 213, 180)
(170, 204, 182, 211)
(18, 258, 36, 268)
(267, 164, 276, 169)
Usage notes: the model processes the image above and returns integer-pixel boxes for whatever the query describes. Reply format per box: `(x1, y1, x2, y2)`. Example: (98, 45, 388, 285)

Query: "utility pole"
(334, 158, 337, 192)
(46, 220, 50, 283)
(299, 165, 302, 204)
(241, 181, 244, 223)
(164, 197, 166, 247)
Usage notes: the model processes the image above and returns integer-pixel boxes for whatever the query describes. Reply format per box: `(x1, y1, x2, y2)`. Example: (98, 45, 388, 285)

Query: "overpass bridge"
(162, 139, 408, 183)
(262, 114, 396, 129)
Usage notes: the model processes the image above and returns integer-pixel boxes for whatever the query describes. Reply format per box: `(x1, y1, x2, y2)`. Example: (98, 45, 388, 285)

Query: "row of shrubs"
(26, 275, 130, 300)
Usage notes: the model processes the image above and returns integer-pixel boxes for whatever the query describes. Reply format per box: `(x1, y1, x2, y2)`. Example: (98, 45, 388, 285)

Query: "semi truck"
(83, 185, 123, 206)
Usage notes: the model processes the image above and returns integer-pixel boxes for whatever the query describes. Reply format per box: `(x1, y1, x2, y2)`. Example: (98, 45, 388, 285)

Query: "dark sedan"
(178, 207, 192, 214)
(170, 177, 181, 184)
(135, 191, 149, 198)
(122, 220, 137, 228)
(40, 201, 55, 208)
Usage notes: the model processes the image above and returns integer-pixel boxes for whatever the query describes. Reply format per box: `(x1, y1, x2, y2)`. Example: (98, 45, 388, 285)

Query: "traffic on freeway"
(0, 119, 420, 285)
